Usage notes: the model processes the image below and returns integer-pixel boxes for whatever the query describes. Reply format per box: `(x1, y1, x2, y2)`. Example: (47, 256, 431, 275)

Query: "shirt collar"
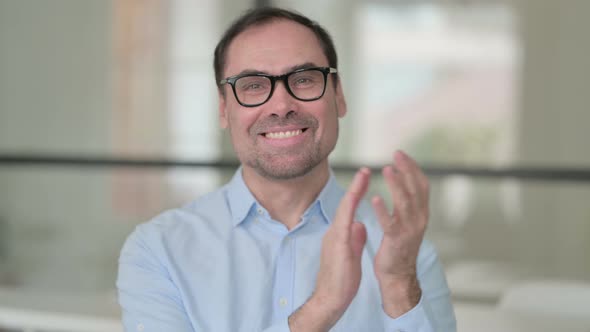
(313, 170, 345, 224)
(226, 168, 258, 227)
(225, 168, 346, 227)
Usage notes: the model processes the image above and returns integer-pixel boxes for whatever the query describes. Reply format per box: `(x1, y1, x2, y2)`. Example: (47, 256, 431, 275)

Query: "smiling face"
(219, 19, 347, 181)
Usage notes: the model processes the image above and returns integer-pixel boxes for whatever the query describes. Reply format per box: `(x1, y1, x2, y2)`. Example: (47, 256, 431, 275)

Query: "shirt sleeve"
(381, 240, 457, 332)
(117, 225, 194, 332)
(381, 294, 434, 331)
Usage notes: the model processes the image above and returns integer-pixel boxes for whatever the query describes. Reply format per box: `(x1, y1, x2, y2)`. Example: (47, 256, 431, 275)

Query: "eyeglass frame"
(219, 66, 338, 107)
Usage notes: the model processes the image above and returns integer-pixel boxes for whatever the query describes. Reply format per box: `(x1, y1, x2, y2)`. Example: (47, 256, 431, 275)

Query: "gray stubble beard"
(244, 142, 324, 181)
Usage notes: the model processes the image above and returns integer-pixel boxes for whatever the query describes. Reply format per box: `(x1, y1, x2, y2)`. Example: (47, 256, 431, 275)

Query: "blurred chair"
(498, 279, 590, 321)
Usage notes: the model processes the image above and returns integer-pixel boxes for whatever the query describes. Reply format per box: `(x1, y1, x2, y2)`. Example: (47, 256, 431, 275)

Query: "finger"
(395, 150, 429, 199)
(393, 151, 421, 199)
(371, 195, 397, 235)
(334, 167, 371, 231)
(392, 152, 431, 228)
(382, 165, 412, 223)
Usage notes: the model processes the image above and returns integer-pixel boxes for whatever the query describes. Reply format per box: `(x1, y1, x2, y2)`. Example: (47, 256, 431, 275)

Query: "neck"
(242, 162, 330, 230)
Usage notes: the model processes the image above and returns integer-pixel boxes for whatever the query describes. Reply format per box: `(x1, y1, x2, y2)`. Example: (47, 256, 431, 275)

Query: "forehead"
(224, 19, 328, 77)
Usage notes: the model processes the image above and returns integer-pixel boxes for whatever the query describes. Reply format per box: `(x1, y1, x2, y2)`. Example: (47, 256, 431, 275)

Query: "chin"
(256, 163, 316, 180)
(250, 156, 322, 181)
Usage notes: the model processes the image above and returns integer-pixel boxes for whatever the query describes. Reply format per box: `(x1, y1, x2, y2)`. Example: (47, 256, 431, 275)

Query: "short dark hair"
(213, 7, 339, 93)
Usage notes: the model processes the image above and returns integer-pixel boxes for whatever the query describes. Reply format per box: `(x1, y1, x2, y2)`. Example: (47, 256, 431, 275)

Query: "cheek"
(321, 101, 340, 128)
(228, 108, 258, 137)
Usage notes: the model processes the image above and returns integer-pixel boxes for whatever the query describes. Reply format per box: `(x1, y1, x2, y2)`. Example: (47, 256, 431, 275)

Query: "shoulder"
(121, 185, 233, 257)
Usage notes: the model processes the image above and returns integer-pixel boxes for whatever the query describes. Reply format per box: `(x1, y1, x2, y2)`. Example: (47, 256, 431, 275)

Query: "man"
(117, 7, 456, 332)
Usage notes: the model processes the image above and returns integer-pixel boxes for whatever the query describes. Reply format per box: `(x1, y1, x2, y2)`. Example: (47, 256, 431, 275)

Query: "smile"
(264, 129, 307, 139)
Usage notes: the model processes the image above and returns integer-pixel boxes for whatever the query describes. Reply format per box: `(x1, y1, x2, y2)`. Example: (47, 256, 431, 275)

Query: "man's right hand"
(288, 168, 370, 332)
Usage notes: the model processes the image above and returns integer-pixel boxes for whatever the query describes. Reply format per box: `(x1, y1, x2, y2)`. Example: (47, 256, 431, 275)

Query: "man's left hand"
(371, 150, 430, 318)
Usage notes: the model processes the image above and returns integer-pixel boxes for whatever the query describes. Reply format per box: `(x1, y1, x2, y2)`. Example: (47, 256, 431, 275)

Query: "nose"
(265, 80, 297, 118)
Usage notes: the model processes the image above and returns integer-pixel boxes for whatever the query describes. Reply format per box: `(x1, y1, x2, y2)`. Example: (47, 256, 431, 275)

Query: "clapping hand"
(372, 150, 429, 317)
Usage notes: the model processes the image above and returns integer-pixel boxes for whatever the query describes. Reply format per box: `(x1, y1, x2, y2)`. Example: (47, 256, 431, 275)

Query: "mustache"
(250, 113, 318, 134)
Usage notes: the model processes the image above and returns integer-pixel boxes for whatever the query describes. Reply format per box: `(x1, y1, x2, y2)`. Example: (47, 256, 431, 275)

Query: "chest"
(164, 219, 385, 331)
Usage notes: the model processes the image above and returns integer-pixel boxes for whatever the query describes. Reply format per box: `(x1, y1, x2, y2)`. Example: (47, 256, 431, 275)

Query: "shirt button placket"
(279, 297, 288, 307)
(273, 235, 295, 321)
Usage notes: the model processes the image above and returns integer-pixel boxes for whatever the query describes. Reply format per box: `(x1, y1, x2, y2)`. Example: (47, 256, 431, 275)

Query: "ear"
(335, 81, 347, 118)
(218, 91, 229, 129)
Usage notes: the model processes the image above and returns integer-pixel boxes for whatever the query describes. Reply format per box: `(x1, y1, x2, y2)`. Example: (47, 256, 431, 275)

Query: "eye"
(237, 77, 270, 93)
(295, 77, 312, 84)
(291, 76, 317, 88)
(290, 70, 322, 88)
(244, 83, 262, 90)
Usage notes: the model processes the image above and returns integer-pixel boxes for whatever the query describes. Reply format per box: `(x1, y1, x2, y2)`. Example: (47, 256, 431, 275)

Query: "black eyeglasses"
(219, 67, 338, 107)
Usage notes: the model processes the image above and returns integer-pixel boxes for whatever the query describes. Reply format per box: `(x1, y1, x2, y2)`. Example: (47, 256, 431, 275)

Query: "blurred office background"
(0, 0, 589, 331)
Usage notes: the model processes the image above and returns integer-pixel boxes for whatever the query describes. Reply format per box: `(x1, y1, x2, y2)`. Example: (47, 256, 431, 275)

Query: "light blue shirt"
(117, 169, 456, 332)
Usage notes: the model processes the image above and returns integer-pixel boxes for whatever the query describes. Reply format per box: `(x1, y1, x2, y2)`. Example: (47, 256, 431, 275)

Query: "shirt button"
(137, 323, 144, 331)
(279, 297, 288, 307)
(257, 208, 264, 215)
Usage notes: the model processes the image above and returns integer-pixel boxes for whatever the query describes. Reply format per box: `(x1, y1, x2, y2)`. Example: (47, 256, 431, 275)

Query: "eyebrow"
(233, 62, 319, 77)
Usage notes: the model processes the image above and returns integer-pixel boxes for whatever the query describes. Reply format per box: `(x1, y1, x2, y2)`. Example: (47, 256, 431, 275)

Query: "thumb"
(350, 221, 367, 260)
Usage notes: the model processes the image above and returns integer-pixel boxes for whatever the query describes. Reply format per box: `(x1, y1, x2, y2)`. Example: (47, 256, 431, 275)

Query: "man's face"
(219, 19, 347, 180)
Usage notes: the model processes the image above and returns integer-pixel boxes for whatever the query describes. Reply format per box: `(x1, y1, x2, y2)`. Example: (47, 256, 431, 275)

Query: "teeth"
(265, 129, 303, 139)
